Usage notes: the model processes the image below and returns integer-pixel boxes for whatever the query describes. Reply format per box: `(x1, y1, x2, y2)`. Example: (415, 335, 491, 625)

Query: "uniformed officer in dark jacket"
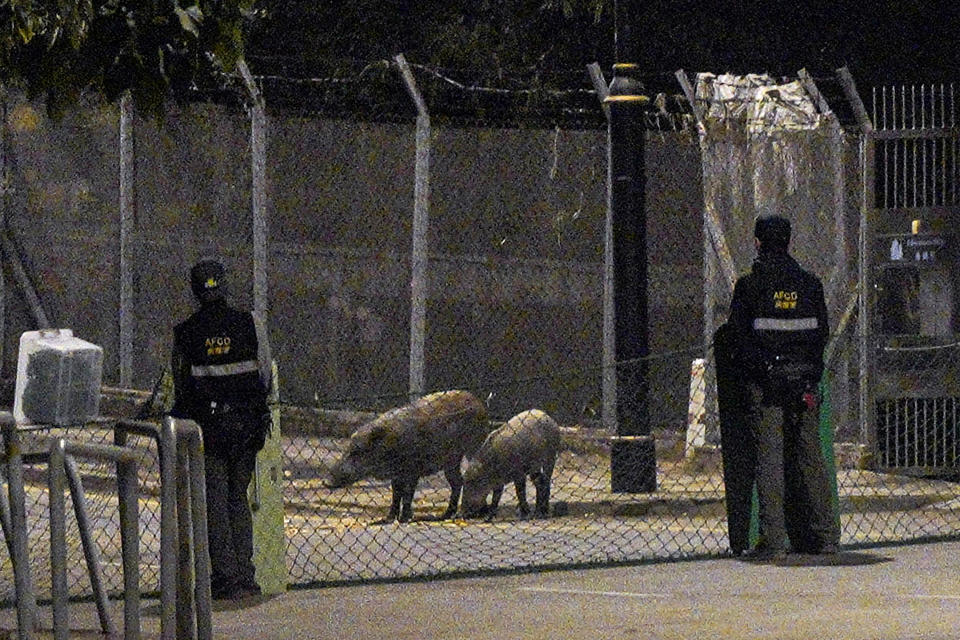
(171, 259, 272, 598)
(728, 215, 840, 559)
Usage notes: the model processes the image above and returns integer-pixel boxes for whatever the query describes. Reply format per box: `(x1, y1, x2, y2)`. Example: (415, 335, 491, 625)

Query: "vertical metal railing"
(1, 413, 37, 640)
(3, 419, 118, 639)
(115, 418, 178, 639)
(872, 83, 958, 210)
(0, 415, 211, 640)
(48, 438, 140, 640)
(169, 418, 212, 640)
(47, 449, 114, 635)
(115, 417, 211, 640)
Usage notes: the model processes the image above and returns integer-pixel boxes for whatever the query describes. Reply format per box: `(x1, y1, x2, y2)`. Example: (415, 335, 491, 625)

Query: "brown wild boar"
(326, 390, 489, 522)
(461, 409, 560, 521)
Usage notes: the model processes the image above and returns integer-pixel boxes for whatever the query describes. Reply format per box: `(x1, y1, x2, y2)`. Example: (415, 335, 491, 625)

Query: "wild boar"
(326, 389, 489, 523)
(461, 409, 560, 521)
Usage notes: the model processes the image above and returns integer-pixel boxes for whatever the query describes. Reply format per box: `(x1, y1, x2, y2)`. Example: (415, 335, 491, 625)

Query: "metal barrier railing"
(1, 412, 37, 640)
(114, 417, 212, 640)
(48, 438, 140, 640)
(1, 414, 211, 640)
(38, 446, 114, 636)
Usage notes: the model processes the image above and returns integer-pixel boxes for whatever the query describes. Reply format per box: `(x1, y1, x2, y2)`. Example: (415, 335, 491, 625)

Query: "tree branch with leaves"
(0, 0, 258, 118)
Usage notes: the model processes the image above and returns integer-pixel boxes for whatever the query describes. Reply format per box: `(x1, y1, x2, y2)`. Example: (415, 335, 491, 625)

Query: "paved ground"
(5, 538, 960, 639)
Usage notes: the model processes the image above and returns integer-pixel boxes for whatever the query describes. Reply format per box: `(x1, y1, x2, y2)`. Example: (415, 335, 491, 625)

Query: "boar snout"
(326, 459, 360, 489)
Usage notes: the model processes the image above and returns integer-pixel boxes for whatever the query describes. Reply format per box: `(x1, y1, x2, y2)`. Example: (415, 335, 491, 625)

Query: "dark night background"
(245, 1, 960, 88)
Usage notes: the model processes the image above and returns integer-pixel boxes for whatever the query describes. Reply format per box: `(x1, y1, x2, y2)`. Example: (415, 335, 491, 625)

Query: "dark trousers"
(746, 383, 839, 552)
(204, 447, 257, 589)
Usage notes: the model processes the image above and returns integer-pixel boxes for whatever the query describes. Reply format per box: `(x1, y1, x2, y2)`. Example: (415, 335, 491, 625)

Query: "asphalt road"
(8, 539, 960, 639)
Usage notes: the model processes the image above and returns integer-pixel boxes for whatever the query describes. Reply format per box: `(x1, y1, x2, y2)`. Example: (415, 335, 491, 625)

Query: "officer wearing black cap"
(171, 259, 272, 598)
(728, 215, 839, 559)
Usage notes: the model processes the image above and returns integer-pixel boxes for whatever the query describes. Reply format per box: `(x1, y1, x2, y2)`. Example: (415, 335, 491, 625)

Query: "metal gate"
(862, 83, 960, 474)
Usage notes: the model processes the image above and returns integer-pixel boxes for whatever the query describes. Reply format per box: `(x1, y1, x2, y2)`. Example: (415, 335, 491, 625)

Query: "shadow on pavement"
(140, 592, 278, 616)
(770, 551, 894, 567)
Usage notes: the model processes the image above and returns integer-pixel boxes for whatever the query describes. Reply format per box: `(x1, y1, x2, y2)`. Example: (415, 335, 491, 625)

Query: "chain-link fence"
(2, 64, 960, 605)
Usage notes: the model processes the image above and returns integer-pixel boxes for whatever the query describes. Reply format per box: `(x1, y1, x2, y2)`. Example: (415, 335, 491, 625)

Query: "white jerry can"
(13, 329, 103, 426)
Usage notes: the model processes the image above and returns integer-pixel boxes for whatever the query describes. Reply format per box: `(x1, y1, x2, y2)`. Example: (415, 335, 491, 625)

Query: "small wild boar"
(461, 409, 560, 521)
(326, 390, 489, 523)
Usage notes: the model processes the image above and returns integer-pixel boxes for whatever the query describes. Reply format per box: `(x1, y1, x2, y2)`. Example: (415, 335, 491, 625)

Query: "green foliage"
(247, 0, 613, 78)
(0, 0, 258, 118)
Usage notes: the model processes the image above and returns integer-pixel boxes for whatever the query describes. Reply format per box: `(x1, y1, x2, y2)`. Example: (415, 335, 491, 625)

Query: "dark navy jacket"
(171, 299, 271, 420)
(728, 249, 829, 388)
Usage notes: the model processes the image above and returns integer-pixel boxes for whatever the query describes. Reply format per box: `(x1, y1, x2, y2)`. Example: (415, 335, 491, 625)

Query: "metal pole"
(117, 457, 142, 640)
(859, 134, 876, 450)
(0, 90, 7, 366)
(48, 440, 69, 640)
(837, 67, 876, 451)
(587, 63, 616, 433)
(159, 418, 179, 640)
(64, 454, 115, 636)
(2, 414, 36, 640)
(116, 418, 177, 640)
(119, 92, 135, 387)
(395, 53, 430, 400)
(176, 429, 196, 640)
(238, 59, 269, 324)
(607, 0, 655, 492)
(182, 422, 212, 640)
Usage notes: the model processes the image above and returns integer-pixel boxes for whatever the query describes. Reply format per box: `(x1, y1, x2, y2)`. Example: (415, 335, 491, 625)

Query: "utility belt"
(193, 398, 270, 455)
(196, 398, 266, 419)
(768, 360, 819, 380)
(764, 354, 821, 391)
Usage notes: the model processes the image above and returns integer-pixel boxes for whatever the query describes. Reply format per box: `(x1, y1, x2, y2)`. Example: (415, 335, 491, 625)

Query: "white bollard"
(685, 358, 707, 458)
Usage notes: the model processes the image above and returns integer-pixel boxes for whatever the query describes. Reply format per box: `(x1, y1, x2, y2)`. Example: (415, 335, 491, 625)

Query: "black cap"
(753, 215, 791, 249)
(190, 260, 225, 302)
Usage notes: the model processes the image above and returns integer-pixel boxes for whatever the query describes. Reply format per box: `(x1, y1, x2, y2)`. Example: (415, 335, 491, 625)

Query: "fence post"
(587, 63, 617, 432)
(0, 89, 6, 365)
(119, 91, 135, 387)
(159, 418, 179, 640)
(395, 53, 430, 400)
(237, 59, 269, 324)
(837, 67, 876, 450)
(116, 449, 142, 640)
